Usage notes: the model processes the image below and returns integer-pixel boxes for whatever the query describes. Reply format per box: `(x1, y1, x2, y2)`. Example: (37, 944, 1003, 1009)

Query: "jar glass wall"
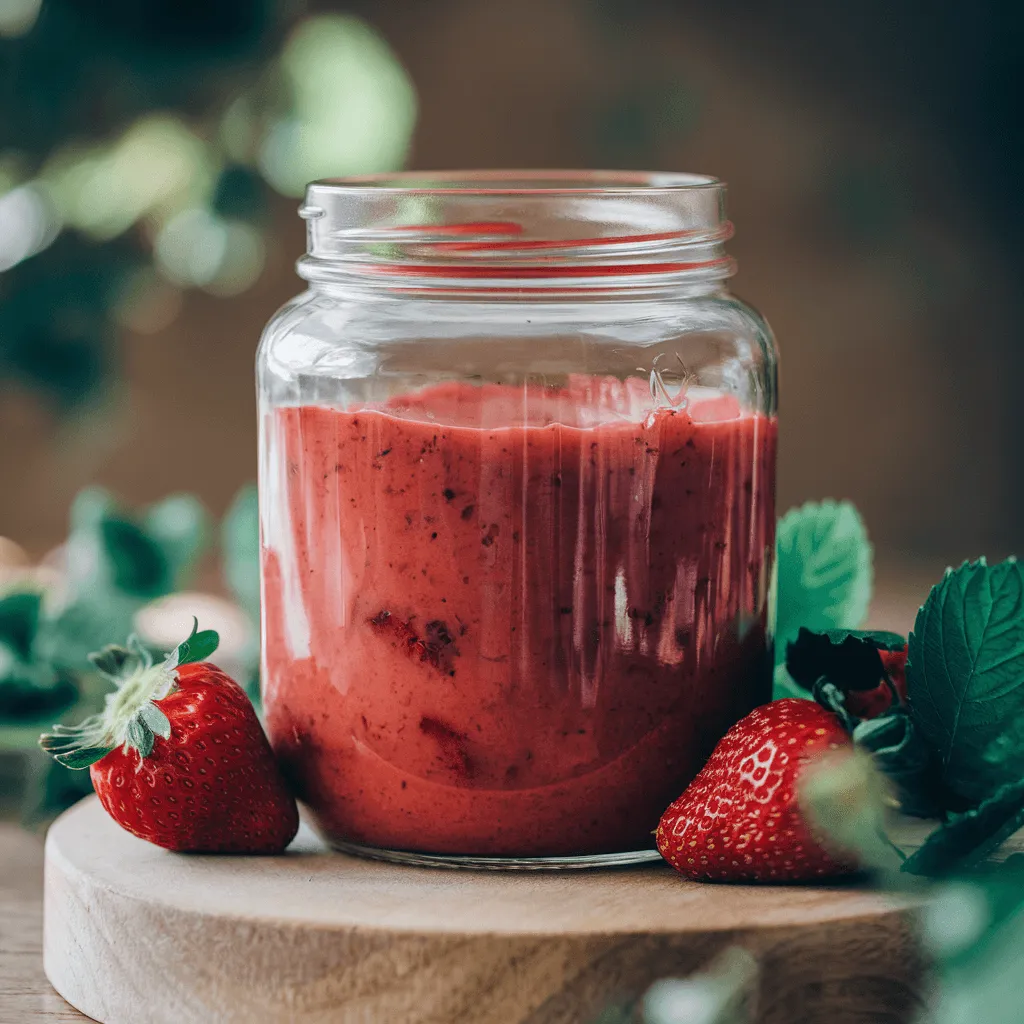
(258, 172, 778, 865)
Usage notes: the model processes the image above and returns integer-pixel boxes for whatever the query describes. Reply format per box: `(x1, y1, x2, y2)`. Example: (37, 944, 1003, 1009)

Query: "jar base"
(327, 837, 665, 871)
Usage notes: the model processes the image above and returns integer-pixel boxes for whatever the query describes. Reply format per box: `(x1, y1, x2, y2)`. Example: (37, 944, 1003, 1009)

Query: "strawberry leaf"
(853, 710, 945, 818)
(54, 746, 113, 770)
(175, 618, 219, 666)
(908, 559, 1024, 804)
(125, 716, 153, 757)
(138, 701, 171, 740)
(787, 627, 906, 693)
(902, 778, 1024, 876)
(89, 642, 145, 681)
(774, 500, 873, 656)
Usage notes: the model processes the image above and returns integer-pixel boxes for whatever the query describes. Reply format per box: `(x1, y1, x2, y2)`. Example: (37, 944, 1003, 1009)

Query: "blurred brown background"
(2, 0, 1021, 571)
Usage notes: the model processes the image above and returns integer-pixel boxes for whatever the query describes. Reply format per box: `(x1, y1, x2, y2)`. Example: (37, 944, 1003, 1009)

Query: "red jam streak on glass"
(262, 378, 777, 856)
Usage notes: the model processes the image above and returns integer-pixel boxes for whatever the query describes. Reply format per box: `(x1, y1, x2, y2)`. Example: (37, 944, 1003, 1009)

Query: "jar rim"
(298, 170, 733, 294)
(305, 169, 723, 198)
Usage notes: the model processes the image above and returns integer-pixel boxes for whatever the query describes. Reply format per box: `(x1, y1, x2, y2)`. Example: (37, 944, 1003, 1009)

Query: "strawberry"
(656, 699, 859, 882)
(845, 644, 909, 719)
(40, 622, 298, 854)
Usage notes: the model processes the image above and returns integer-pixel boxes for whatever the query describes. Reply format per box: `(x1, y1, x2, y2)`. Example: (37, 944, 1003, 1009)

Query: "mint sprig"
(908, 559, 1024, 805)
(773, 500, 874, 698)
(902, 779, 1024, 877)
(775, 500, 874, 651)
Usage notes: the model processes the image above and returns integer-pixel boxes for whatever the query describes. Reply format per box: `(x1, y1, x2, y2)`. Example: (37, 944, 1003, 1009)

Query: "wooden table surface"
(0, 567, 935, 1022)
(2, 823, 87, 1021)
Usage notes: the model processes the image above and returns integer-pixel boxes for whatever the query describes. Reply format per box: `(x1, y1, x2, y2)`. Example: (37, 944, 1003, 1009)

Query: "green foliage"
(222, 483, 261, 702)
(174, 620, 220, 666)
(908, 559, 1024, 804)
(785, 627, 905, 693)
(0, 482, 267, 817)
(852, 710, 944, 818)
(903, 780, 1024, 877)
(772, 500, 874, 698)
(0, 234, 134, 408)
(790, 552, 1024, 884)
(34, 487, 210, 675)
(920, 866, 1024, 1024)
(0, 487, 210, 817)
(222, 484, 260, 623)
(0, 590, 78, 724)
(775, 500, 873, 644)
(0, 589, 42, 661)
(0, 3, 416, 408)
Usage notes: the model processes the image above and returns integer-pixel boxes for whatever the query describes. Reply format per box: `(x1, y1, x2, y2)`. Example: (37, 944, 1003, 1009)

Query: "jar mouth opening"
(306, 169, 723, 197)
(299, 170, 733, 293)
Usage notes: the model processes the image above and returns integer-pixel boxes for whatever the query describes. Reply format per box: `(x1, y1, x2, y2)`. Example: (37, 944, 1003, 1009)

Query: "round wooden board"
(44, 797, 921, 1024)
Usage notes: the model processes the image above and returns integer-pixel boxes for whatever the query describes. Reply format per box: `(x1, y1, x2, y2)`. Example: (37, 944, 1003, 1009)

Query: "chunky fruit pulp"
(261, 379, 777, 856)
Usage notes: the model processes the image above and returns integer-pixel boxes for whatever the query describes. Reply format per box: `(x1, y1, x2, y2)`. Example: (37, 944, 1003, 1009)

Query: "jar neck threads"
(297, 171, 735, 296)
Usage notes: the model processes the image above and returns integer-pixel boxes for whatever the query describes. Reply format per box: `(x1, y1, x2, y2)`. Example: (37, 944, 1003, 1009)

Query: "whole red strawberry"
(656, 699, 859, 882)
(40, 622, 298, 854)
(845, 644, 909, 719)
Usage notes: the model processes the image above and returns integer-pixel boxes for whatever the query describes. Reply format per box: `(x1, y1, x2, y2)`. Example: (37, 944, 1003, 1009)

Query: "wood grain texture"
(44, 797, 923, 1024)
(0, 823, 89, 1021)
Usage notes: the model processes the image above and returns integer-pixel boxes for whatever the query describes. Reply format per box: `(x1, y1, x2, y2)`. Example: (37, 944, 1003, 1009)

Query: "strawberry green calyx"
(39, 619, 219, 770)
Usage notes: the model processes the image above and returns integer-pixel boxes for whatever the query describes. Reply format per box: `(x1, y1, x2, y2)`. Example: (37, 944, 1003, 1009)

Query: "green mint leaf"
(175, 618, 220, 666)
(0, 590, 42, 660)
(775, 500, 873, 658)
(99, 517, 173, 599)
(902, 778, 1024, 876)
(908, 558, 1024, 804)
(138, 701, 171, 740)
(787, 627, 906, 693)
(854, 710, 946, 818)
(983, 714, 1024, 787)
(54, 746, 113, 770)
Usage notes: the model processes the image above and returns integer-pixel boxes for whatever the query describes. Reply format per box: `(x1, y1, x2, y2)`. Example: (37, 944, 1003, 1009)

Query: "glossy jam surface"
(261, 379, 777, 856)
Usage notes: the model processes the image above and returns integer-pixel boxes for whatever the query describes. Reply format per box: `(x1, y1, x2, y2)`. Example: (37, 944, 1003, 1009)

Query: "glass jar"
(258, 171, 778, 867)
